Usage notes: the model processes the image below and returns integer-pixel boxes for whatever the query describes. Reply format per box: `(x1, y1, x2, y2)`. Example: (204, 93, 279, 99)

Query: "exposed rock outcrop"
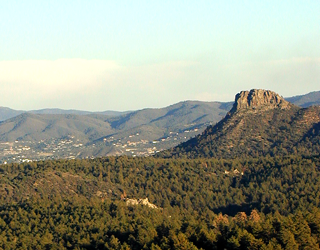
(159, 89, 320, 159)
(126, 198, 158, 209)
(230, 89, 290, 113)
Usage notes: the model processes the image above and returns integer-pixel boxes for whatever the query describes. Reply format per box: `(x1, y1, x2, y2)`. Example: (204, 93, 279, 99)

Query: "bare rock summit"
(230, 89, 291, 113)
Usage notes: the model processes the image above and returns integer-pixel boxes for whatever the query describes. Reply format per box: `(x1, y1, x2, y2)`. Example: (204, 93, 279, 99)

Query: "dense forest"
(1, 197, 320, 249)
(1, 154, 320, 249)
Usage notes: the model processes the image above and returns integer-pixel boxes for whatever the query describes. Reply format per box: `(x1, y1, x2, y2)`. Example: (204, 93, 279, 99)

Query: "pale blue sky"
(0, 1, 319, 111)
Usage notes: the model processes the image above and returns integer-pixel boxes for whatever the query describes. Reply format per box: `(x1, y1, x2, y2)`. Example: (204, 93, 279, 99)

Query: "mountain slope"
(106, 101, 232, 131)
(159, 89, 320, 159)
(0, 101, 231, 143)
(1, 90, 319, 163)
(0, 101, 233, 162)
(0, 107, 24, 121)
(0, 107, 127, 122)
(0, 113, 114, 142)
(31, 108, 129, 116)
(0, 90, 318, 122)
(287, 91, 320, 108)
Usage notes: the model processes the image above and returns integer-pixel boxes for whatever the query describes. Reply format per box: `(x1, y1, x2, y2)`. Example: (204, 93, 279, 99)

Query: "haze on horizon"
(1, 0, 319, 112)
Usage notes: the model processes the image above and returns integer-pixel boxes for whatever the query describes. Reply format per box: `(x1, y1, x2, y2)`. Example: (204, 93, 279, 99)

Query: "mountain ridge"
(286, 90, 320, 108)
(0, 90, 319, 122)
(0, 100, 232, 162)
(1, 90, 320, 162)
(159, 89, 320, 159)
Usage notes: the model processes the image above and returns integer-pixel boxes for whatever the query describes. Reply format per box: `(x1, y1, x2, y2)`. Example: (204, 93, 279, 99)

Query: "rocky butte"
(159, 88, 320, 159)
(229, 89, 291, 114)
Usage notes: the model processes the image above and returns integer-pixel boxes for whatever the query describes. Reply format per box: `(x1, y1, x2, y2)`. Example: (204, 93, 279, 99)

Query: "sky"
(0, 0, 319, 111)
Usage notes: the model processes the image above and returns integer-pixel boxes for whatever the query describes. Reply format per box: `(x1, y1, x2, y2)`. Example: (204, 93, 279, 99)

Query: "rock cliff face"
(230, 89, 290, 113)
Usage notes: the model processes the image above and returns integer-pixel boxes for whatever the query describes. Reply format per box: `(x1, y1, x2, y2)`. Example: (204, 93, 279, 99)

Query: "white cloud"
(0, 58, 319, 111)
(195, 92, 234, 102)
(0, 59, 199, 110)
(0, 59, 121, 93)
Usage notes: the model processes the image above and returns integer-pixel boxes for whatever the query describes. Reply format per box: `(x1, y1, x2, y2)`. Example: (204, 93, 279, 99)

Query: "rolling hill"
(0, 101, 231, 142)
(0, 113, 113, 142)
(0, 90, 319, 163)
(0, 91, 319, 122)
(0, 101, 232, 162)
(159, 89, 320, 159)
(0, 107, 23, 122)
(286, 90, 320, 107)
(0, 107, 128, 122)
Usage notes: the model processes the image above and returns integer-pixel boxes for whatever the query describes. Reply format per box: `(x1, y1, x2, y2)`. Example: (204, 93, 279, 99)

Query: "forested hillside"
(1, 154, 320, 249)
(159, 90, 320, 159)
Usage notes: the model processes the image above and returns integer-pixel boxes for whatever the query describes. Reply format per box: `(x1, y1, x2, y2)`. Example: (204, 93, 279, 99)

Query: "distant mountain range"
(0, 101, 232, 142)
(1, 91, 319, 122)
(0, 90, 319, 163)
(286, 91, 320, 108)
(0, 107, 128, 122)
(159, 89, 320, 159)
(0, 101, 233, 163)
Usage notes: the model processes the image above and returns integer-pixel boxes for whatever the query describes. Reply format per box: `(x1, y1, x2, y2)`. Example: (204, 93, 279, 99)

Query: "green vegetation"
(0, 90, 320, 249)
(159, 105, 320, 159)
(0, 154, 320, 249)
(1, 197, 320, 250)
